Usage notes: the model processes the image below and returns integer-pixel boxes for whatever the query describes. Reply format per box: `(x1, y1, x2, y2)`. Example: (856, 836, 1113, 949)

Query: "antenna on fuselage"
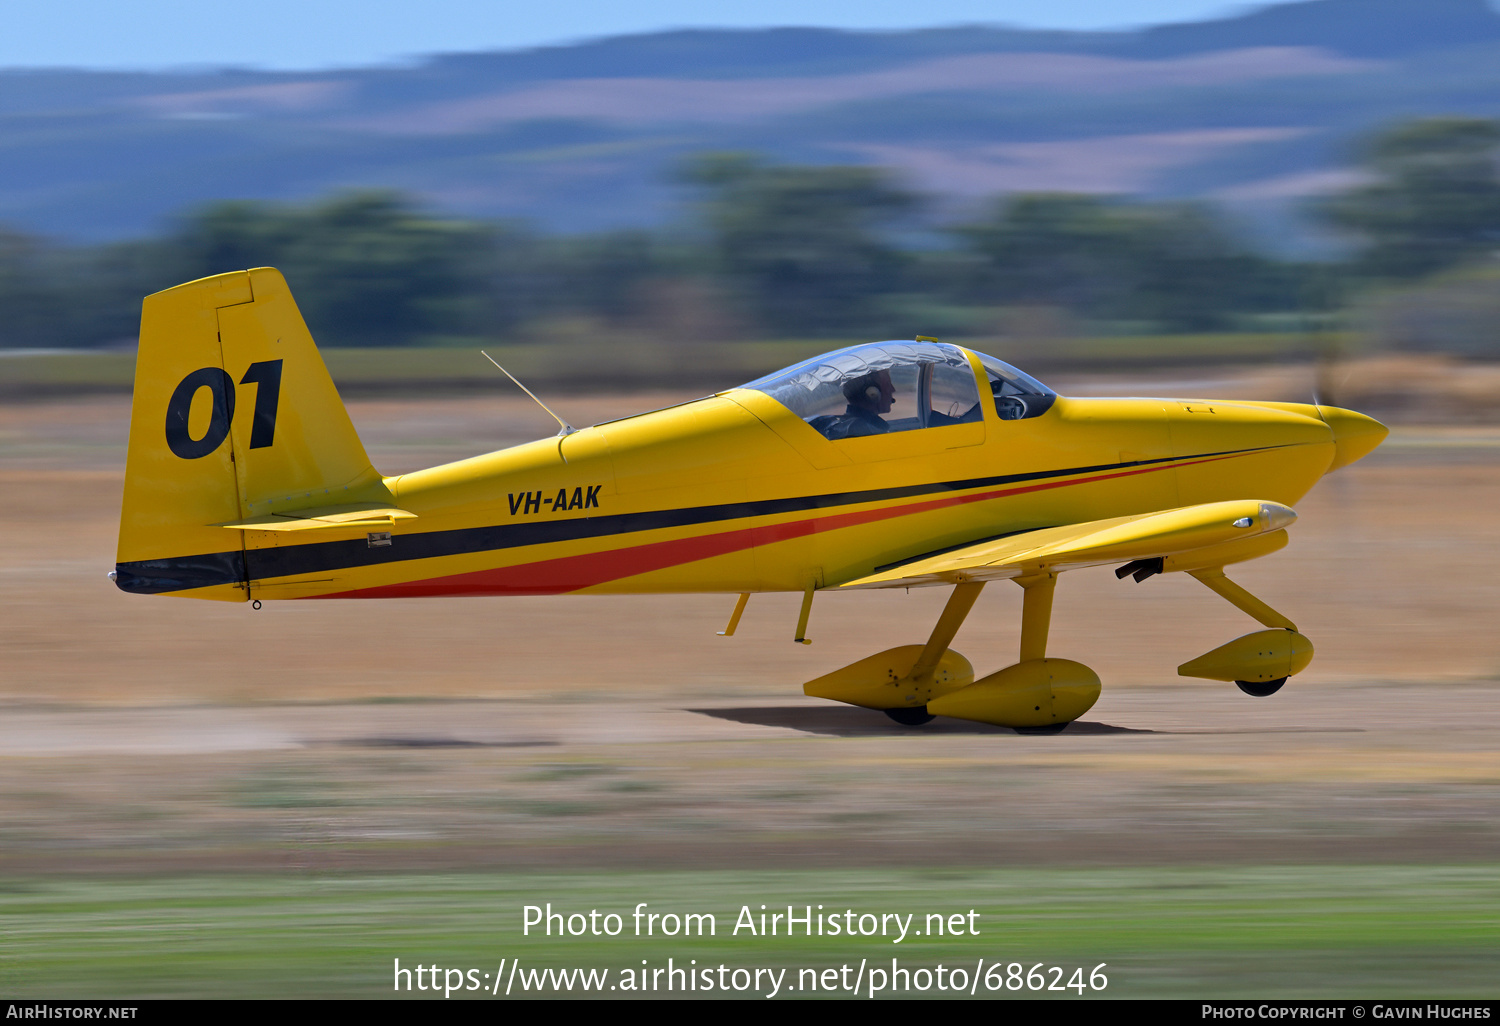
(480, 351, 576, 437)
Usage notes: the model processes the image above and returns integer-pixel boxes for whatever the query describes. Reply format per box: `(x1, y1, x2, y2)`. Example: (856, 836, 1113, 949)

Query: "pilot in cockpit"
(813, 369, 897, 439)
(745, 339, 1057, 441)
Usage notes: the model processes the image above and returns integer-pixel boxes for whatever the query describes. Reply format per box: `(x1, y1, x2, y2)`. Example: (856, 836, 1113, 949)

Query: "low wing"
(840, 499, 1296, 589)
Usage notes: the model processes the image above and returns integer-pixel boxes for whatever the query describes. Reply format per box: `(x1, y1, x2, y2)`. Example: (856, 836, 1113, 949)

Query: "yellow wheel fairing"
(1178, 629, 1316, 683)
(803, 646, 975, 709)
(928, 658, 1102, 728)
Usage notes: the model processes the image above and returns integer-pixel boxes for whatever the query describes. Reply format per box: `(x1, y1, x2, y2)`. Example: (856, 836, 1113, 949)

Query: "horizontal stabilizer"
(216, 503, 417, 532)
(840, 499, 1295, 589)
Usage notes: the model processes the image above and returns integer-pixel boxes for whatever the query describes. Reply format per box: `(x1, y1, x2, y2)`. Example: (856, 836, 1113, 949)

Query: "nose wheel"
(1236, 677, 1286, 697)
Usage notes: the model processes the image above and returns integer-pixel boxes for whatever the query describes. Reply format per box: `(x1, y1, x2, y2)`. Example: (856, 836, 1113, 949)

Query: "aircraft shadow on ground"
(687, 706, 1154, 738)
(329, 737, 560, 749)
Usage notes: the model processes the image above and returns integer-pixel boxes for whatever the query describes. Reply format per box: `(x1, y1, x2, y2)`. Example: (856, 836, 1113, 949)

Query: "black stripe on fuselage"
(112, 550, 248, 596)
(113, 446, 1278, 594)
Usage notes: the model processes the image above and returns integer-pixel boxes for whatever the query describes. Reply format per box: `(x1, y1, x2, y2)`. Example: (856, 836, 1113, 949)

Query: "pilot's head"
(843, 369, 896, 414)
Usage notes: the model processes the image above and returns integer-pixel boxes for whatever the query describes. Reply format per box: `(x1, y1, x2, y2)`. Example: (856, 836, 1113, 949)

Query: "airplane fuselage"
(249, 388, 1345, 601)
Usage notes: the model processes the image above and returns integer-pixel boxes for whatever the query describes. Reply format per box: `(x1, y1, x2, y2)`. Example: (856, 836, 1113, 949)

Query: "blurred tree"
(534, 229, 668, 325)
(0, 227, 185, 348)
(1321, 117, 1500, 279)
(175, 199, 295, 275)
(1124, 204, 1296, 331)
(173, 192, 498, 346)
(1356, 262, 1500, 357)
(682, 153, 916, 337)
(956, 194, 1302, 332)
(0, 174, 1339, 350)
(956, 194, 1131, 313)
(0, 228, 65, 347)
(63, 238, 186, 347)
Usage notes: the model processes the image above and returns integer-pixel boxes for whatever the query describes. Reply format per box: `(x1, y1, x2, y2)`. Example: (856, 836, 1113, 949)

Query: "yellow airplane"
(113, 268, 1387, 732)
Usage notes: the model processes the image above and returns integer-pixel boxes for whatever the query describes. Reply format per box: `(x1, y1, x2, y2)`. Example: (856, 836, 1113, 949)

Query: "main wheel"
(1236, 677, 1287, 697)
(1014, 723, 1069, 735)
(884, 706, 935, 726)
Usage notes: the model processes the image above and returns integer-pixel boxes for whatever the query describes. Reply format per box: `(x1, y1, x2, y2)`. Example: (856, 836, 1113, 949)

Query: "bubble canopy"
(738, 341, 1056, 440)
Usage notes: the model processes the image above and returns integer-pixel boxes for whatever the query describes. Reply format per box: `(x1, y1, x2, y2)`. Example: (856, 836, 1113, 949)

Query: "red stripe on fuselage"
(314, 453, 1236, 598)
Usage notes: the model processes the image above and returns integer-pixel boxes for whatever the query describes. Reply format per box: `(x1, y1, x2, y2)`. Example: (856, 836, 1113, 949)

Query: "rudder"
(115, 268, 381, 599)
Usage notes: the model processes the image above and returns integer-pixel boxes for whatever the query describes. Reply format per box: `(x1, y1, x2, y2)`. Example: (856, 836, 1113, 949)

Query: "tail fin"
(115, 268, 380, 600)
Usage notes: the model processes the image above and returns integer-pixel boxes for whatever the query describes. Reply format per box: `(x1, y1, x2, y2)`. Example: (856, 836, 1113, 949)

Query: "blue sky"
(2, 1, 1257, 71)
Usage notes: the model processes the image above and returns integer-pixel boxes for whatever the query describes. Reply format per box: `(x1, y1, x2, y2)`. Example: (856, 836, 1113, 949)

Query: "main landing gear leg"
(883, 581, 985, 726)
(910, 582, 986, 683)
(1180, 568, 1312, 697)
(1015, 571, 1057, 663)
(802, 584, 979, 723)
(925, 568, 1100, 732)
(1187, 568, 1296, 631)
(1006, 572, 1069, 734)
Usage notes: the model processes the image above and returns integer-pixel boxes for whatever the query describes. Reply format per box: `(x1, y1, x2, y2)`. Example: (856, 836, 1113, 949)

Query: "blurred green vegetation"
(2, 865, 1496, 998)
(682, 153, 917, 338)
(1, 116, 1496, 366)
(1320, 117, 1500, 282)
(953, 194, 1320, 334)
(0, 333, 1344, 399)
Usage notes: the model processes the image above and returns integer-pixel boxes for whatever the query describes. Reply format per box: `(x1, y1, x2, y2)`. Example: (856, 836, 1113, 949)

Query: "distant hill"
(1, 0, 1498, 245)
(1120, 0, 1500, 57)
